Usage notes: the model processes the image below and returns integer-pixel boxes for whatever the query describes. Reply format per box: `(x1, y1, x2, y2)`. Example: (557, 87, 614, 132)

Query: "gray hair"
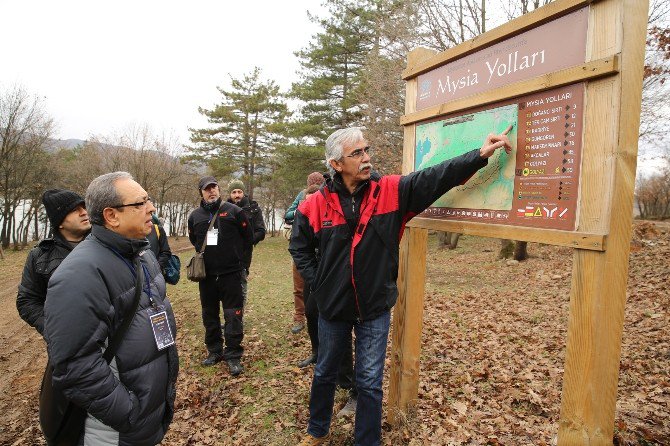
(325, 127, 365, 175)
(86, 171, 133, 225)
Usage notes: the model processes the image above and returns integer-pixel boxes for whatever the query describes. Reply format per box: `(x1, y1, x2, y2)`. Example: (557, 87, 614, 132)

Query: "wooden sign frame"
(388, 0, 649, 444)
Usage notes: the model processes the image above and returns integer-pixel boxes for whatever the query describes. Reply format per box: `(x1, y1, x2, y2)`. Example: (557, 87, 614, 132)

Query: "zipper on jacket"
(351, 267, 362, 318)
(350, 190, 368, 319)
(325, 183, 362, 318)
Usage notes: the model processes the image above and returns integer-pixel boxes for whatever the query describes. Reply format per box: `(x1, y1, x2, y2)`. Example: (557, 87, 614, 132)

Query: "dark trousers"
(198, 271, 244, 360)
(307, 311, 390, 446)
(304, 285, 355, 394)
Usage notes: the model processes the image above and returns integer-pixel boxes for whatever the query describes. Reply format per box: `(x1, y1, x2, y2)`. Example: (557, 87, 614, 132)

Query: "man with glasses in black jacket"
(44, 172, 178, 445)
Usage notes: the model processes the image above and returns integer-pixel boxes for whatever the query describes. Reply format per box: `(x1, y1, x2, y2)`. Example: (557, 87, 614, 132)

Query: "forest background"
(2, 0, 670, 249)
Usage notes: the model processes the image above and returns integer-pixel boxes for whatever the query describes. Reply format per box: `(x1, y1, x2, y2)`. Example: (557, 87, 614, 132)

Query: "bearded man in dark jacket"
(290, 126, 512, 446)
(226, 178, 265, 306)
(44, 171, 179, 446)
(17, 189, 91, 337)
(188, 176, 253, 375)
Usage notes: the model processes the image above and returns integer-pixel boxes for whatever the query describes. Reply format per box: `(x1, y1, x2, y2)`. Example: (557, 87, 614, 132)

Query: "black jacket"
(188, 198, 254, 275)
(227, 196, 266, 268)
(17, 232, 80, 336)
(289, 149, 487, 321)
(147, 222, 171, 272)
(44, 225, 179, 446)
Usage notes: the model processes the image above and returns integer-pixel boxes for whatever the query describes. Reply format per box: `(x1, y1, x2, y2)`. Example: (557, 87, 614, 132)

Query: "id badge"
(147, 306, 175, 350)
(206, 228, 218, 245)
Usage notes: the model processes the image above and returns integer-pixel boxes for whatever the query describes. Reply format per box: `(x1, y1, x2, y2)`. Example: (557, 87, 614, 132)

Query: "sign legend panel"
(417, 83, 584, 231)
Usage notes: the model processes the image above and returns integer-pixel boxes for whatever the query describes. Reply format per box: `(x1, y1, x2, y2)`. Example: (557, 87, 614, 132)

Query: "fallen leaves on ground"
(1, 224, 668, 446)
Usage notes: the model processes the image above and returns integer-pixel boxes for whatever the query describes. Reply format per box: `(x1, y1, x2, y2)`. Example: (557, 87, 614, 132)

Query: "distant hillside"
(44, 138, 86, 152)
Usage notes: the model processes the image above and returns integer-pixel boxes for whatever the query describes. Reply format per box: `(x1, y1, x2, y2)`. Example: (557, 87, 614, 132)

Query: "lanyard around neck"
(107, 247, 153, 304)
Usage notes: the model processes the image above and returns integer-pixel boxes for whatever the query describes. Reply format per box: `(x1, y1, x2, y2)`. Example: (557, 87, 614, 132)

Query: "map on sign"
(415, 104, 518, 210)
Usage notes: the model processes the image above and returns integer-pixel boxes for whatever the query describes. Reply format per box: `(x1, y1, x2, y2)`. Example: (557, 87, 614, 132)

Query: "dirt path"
(0, 250, 46, 445)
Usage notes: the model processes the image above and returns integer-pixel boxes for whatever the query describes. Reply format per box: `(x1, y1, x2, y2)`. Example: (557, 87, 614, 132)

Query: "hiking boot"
(297, 433, 330, 446)
(201, 352, 224, 366)
(297, 352, 317, 368)
(227, 359, 244, 376)
(336, 395, 357, 418)
(291, 322, 305, 334)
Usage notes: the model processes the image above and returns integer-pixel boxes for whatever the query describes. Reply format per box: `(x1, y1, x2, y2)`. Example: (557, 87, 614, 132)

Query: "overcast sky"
(0, 0, 325, 145)
(2, 1, 666, 177)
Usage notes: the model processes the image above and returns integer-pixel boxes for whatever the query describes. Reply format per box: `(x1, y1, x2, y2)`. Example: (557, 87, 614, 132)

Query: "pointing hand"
(480, 124, 513, 159)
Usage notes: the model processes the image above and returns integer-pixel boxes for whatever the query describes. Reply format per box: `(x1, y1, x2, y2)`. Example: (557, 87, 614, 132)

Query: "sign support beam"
(558, 0, 648, 443)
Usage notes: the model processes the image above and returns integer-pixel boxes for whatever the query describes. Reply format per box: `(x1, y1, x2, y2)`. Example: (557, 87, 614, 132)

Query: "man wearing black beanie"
(16, 189, 91, 337)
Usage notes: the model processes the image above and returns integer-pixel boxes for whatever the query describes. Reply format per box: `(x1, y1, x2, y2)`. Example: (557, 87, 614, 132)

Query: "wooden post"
(388, 47, 436, 425)
(388, 226, 428, 425)
(558, 0, 648, 444)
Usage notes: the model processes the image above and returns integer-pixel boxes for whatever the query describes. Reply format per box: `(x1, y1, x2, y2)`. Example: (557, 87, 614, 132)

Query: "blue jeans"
(307, 311, 391, 446)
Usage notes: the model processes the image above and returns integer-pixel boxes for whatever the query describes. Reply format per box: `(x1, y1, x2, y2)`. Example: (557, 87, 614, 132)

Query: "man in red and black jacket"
(188, 176, 253, 376)
(289, 126, 512, 446)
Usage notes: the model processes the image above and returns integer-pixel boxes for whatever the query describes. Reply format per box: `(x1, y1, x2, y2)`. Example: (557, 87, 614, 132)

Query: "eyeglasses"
(344, 146, 372, 159)
(111, 196, 154, 210)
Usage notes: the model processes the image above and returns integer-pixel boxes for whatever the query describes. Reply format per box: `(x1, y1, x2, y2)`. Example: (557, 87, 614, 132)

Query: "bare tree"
(0, 85, 55, 248)
(635, 156, 670, 219)
(641, 14, 670, 146)
(416, 0, 490, 51)
(88, 124, 199, 236)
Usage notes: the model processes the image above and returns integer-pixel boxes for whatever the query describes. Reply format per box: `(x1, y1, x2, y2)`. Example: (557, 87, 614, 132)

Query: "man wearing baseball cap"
(188, 176, 253, 375)
(17, 189, 91, 337)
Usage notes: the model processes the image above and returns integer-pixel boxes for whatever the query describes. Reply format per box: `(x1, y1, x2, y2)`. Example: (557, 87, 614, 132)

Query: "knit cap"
(307, 172, 324, 187)
(228, 179, 245, 193)
(42, 189, 85, 229)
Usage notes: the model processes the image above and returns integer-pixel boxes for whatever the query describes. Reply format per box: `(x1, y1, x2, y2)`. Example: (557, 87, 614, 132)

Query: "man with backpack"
(147, 213, 180, 285)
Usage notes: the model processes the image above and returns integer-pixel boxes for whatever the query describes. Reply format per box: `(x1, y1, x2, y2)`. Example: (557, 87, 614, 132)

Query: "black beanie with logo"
(42, 189, 85, 229)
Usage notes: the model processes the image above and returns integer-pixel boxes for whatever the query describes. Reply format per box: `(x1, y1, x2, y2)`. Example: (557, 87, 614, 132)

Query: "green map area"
(415, 104, 518, 210)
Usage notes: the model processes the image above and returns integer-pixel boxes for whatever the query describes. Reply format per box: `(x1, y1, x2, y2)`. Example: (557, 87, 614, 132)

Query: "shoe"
(297, 433, 331, 446)
(201, 352, 223, 366)
(291, 322, 305, 334)
(336, 396, 357, 418)
(226, 359, 244, 376)
(297, 353, 317, 368)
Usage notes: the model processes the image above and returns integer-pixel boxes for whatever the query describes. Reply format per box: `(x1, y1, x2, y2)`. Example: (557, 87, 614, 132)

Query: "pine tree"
(290, 0, 377, 144)
(188, 67, 289, 200)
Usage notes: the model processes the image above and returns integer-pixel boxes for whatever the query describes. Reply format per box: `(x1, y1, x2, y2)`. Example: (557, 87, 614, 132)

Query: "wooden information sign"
(388, 0, 649, 444)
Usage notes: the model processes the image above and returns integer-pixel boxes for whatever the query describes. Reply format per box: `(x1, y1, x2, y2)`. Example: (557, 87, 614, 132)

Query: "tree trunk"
(513, 241, 528, 261)
(438, 231, 462, 249)
(498, 239, 514, 259)
(33, 205, 39, 241)
(447, 232, 461, 249)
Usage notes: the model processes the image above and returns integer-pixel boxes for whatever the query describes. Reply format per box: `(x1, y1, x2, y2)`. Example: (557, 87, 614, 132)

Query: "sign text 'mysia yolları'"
(416, 8, 588, 111)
